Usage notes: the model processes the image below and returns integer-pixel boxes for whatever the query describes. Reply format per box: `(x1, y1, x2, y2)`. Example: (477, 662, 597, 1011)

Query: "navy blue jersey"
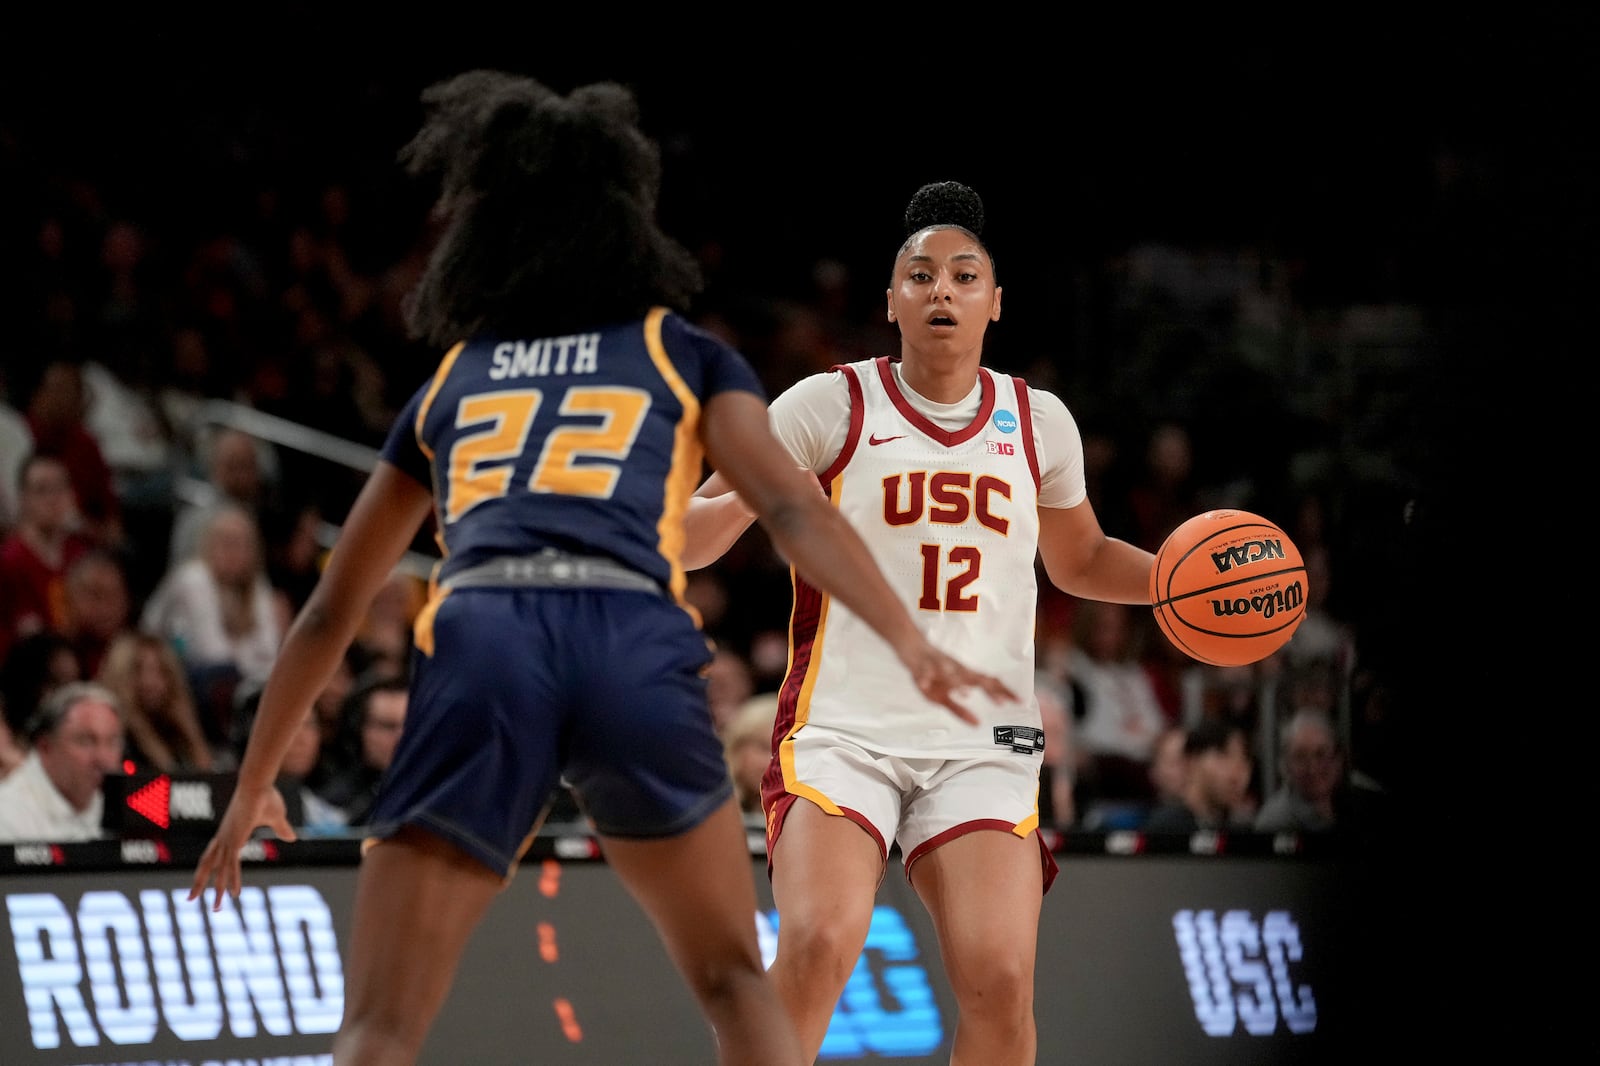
(382, 307, 765, 599)
(366, 307, 764, 872)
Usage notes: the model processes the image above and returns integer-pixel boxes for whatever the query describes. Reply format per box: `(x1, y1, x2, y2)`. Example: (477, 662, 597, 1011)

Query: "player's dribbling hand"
(903, 644, 1017, 724)
(188, 783, 297, 911)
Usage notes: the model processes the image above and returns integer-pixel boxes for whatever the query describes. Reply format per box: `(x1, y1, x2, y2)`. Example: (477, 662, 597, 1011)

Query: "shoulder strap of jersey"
(1009, 374, 1042, 491)
(819, 362, 866, 485)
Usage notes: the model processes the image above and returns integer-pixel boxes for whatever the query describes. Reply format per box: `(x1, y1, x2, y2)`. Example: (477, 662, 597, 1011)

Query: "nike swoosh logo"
(868, 433, 906, 446)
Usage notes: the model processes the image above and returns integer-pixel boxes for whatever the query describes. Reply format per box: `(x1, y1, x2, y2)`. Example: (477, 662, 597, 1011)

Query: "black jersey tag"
(993, 725, 1045, 756)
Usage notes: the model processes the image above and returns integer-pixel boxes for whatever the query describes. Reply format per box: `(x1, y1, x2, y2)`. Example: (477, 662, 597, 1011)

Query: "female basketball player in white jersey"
(686, 181, 1157, 1064)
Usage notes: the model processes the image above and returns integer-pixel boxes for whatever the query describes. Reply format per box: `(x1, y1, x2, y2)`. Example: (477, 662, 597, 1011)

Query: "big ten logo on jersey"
(985, 440, 1015, 455)
(758, 906, 944, 1059)
(6, 885, 345, 1051)
(488, 334, 600, 379)
(1171, 909, 1318, 1037)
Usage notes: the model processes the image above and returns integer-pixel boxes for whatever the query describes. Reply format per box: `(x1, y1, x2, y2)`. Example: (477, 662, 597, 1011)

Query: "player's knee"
(679, 951, 768, 1008)
(950, 949, 1033, 1017)
(778, 919, 868, 985)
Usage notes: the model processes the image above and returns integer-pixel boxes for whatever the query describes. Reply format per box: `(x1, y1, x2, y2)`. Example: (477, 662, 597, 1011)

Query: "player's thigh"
(901, 756, 1046, 969)
(599, 798, 764, 973)
(909, 828, 1043, 979)
(342, 826, 503, 1031)
(769, 796, 884, 943)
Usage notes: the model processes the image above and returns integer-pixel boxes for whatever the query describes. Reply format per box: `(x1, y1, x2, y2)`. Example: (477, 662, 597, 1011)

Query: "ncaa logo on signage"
(991, 410, 1017, 433)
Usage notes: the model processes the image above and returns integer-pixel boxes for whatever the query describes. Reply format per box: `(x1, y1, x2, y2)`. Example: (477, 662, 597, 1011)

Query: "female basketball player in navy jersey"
(189, 75, 1012, 1066)
(686, 181, 1158, 1064)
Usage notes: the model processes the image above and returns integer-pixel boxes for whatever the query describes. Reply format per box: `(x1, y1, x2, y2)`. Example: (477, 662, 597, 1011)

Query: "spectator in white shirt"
(0, 681, 125, 843)
(142, 502, 284, 687)
(141, 502, 284, 750)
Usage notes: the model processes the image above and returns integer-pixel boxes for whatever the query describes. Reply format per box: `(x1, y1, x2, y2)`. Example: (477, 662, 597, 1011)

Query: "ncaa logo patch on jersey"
(992, 410, 1018, 433)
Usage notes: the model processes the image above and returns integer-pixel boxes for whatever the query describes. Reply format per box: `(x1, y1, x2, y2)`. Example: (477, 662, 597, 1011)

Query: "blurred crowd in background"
(0, 34, 1542, 845)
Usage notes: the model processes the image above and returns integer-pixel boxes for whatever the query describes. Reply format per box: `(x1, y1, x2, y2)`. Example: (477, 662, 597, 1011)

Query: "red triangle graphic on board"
(128, 776, 171, 829)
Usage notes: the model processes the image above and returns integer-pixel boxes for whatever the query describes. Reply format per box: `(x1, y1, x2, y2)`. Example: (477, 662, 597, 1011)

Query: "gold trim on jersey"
(642, 307, 702, 615)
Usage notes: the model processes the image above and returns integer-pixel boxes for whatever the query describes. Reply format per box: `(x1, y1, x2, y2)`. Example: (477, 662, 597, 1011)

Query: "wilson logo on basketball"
(1208, 539, 1290, 573)
(1208, 582, 1304, 619)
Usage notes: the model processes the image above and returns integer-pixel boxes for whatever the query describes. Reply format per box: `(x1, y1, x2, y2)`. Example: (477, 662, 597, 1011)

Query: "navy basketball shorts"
(363, 586, 730, 879)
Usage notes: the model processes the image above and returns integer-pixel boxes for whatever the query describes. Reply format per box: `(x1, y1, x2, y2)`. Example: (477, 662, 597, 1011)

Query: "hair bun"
(904, 181, 984, 238)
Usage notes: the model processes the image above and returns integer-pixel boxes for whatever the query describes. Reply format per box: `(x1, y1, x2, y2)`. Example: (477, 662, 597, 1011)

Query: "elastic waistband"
(441, 551, 662, 595)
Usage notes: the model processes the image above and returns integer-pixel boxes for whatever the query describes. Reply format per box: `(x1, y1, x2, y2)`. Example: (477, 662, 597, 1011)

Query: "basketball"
(1150, 509, 1308, 667)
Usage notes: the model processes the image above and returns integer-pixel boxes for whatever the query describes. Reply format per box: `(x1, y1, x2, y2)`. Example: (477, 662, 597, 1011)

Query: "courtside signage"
(5, 885, 341, 1062)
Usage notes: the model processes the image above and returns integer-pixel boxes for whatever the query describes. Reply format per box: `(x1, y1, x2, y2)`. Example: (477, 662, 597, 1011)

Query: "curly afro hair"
(400, 70, 704, 348)
(904, 180, 985, 238)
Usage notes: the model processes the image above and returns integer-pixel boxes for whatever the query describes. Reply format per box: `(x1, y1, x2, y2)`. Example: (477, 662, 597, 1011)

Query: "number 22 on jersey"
(443, 387, 652, 522)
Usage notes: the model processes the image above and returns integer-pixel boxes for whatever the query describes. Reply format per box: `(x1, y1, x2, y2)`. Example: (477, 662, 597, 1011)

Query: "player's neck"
(895, 348, 982, 404)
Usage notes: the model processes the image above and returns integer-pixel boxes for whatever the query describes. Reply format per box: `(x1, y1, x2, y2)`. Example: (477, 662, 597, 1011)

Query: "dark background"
(7, 14, 1580, 321)
(2, 12, 1589, 810)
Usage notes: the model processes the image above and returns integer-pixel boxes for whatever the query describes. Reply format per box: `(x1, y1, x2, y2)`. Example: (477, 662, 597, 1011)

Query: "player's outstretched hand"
(900, 641, 1018, 724)
(188, 783, 297, 911)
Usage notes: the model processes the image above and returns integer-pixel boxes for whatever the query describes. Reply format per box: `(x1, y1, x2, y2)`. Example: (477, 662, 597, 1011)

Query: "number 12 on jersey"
(918, 544, 980, 612)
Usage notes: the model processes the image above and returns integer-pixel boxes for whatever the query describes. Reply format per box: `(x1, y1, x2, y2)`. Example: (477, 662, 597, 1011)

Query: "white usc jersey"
(773, 356, 1056, 759)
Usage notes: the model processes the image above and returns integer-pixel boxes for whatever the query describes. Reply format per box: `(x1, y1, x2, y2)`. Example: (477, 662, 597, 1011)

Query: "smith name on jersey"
(382, 307, 765, 607)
